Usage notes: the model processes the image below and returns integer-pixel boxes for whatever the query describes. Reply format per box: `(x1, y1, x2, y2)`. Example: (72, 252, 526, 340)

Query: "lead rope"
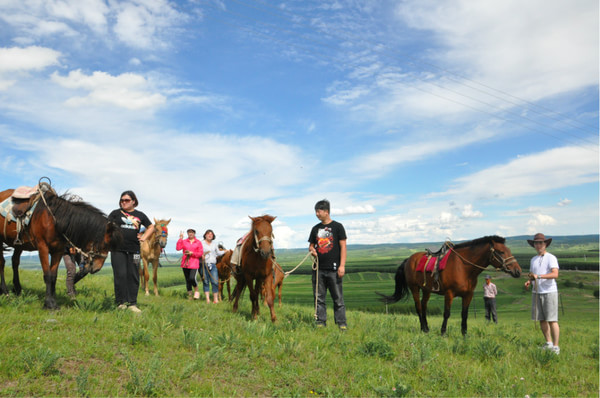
(311, 254, 319, 321)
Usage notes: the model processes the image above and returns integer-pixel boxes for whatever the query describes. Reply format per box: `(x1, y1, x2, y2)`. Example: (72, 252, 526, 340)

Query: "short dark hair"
(187, 229, 196, 234)
(314, 199, 330, 213)
(203, 229, 215, 240)
(119, 190, 139, 207)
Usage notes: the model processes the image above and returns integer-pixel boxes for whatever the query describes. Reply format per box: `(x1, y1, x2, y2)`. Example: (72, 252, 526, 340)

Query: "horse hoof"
(145, 291, 150, 296)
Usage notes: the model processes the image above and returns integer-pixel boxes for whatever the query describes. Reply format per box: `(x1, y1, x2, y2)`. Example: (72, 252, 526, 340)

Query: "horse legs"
(231, 277, 246, 313)
(461, 293, 474, 336)
(39, 246, 61, 309)
(410, 286, 429, 333)
(277, 283, 282, 307)
(441, 292, 455, 336)
(152, 259, 159, 296)
(139, 259, 150, 296)
(0, 246, 7, 295)
(263, 276, 276, 322)
(11, 247, 23, 295)
(247, 276, 261, 320)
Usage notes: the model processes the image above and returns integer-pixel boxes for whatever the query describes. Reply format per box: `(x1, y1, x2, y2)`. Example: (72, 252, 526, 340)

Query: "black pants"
(312, 269, 346, 326)
(111, 251, 140, 306)
(182, 268, 198, 292)
(484, 297, 497, 323)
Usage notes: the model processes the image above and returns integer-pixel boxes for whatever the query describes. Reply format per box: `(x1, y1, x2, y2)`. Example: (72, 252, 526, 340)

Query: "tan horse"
(216, 249, 233, 301)
(139, 218, 170, 296)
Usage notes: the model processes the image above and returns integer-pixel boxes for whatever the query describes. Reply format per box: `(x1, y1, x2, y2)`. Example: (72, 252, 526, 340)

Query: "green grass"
(0, 263, 597, 397)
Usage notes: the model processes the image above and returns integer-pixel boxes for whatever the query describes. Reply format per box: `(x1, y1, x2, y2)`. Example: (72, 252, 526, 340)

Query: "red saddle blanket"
(416, 251, 450, 272)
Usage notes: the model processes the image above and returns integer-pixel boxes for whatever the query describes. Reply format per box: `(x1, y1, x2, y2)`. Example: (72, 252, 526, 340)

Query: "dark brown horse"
(140, 218, 170, 296)
(0, 187, 122, 309)
(231, 215, 277, 322)
(216, 249, 233, 301)
(378, 236, 521, 336)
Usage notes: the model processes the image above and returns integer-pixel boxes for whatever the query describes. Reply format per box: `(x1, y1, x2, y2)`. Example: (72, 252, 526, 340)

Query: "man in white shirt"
(524, 233, 560, 355)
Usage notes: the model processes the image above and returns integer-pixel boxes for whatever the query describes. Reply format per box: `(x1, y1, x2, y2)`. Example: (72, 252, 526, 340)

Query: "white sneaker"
(117, 304, 128, 310)
(551, 346, 560, 355)
(540, 341, 553, 350)
(128, 305, 142, 313)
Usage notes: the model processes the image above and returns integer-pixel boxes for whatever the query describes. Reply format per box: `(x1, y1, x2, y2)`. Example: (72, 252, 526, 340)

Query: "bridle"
(449, 242, 517, 272)
(252, 226, 274, 254)
(489, 245, 517, 272)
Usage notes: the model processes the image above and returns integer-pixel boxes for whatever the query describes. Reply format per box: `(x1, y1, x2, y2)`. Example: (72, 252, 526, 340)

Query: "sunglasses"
(120, 198, 132, 203)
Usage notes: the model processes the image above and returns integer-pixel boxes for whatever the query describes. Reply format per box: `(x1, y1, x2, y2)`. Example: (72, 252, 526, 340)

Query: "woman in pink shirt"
(176, 229, 204, 299)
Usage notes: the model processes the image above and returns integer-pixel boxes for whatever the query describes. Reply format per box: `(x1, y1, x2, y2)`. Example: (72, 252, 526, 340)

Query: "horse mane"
(452, 235, 506, 250)
(34, 192, 121, 249)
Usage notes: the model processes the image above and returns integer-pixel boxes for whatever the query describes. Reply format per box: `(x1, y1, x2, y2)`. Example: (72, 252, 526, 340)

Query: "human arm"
(139, 223, 155, 242)
(530, 267, 559, 281)
(337, 239, 347, 278)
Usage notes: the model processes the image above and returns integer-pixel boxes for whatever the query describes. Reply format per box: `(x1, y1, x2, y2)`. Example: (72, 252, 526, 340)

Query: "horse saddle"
(10, 185, 42, 218)
(418, 242, 452, 273)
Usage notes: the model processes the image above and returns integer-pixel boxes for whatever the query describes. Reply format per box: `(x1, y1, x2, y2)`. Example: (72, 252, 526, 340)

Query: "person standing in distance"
(483, 275, 498, 324)
(524, 233, 560, 354)
(108, 190, 154, 313)
(308, 199, 347, 330)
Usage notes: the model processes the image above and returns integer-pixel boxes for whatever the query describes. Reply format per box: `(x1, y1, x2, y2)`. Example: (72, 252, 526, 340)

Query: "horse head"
(489, 239, 521, 278)
(249, 215, 276, 260)
(78, 221, 124, 277)
(154, 218, 171, 249)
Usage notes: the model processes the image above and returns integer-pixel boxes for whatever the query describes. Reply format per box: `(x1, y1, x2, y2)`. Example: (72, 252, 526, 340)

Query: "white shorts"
(531, 291, 559, 322)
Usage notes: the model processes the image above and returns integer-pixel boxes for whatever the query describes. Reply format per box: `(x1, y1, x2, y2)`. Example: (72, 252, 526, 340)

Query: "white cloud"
(334, 205, 376, 216)
(0, 46, 61, 72)
(432, 145, 599, 201)
(113, 0, 188, 49)
(394, 0, 598, 99)
(557, 198, 571, 207)
(527, 213, 557, 233)
(50, 69, 166, 110)
(461, 204, 482, 219)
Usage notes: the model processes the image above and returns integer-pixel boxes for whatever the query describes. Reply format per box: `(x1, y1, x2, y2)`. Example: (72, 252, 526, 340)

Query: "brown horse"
(378, 235, 521, 336)
(216, 249, 233, 301)
(263, 261, 285, 307)
(231, 215, 277, 322)
(0, 187, 122, 309)
(139, 218, 170, 296)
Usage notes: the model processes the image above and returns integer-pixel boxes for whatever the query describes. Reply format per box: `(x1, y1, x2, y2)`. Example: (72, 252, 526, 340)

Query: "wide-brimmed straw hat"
(527, 233, 552, 248)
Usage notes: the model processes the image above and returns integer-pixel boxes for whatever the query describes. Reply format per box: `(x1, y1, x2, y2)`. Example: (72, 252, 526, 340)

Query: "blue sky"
(0, 0, 598, 252)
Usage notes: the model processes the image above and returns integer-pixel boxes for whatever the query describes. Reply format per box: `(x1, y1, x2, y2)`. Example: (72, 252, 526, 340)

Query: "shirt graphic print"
(316, 227, 334, 255)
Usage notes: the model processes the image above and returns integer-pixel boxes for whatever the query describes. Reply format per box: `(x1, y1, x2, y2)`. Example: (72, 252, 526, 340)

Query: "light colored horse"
(139, 218, 170, 296)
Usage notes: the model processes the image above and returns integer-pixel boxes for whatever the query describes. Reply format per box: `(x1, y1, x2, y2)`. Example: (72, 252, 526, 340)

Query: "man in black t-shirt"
(308, 199, 347, 330)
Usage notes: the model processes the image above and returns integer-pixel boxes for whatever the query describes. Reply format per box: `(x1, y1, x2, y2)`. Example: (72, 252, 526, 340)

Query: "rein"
(448, 242, 517, 273)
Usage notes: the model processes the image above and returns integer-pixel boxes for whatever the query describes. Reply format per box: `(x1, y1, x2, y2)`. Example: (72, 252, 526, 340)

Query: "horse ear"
(166, 219, 171, 225)
(154, 217, 158, 224)
(264, 215, 276, 223)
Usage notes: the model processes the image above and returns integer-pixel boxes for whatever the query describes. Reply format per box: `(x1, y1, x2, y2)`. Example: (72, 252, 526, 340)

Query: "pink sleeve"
(176, 239, 184, 251)
(191, 241, 203, 258)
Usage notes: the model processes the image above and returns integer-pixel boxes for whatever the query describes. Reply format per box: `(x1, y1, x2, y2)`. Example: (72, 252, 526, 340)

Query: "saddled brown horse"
(231, 215, 277, 322)
(216, 249, 233, 301)
(0, 186, 122, 309)
(139, 218, 170, 296)
(378, 235, 521, 336)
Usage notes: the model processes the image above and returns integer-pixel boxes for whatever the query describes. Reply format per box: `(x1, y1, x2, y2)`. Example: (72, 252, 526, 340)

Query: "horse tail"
(376, 258, 409, 304)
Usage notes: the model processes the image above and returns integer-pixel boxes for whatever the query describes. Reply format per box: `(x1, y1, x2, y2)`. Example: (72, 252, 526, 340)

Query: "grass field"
(0, 262, 597, 397)
(1, 236, 597, 396)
